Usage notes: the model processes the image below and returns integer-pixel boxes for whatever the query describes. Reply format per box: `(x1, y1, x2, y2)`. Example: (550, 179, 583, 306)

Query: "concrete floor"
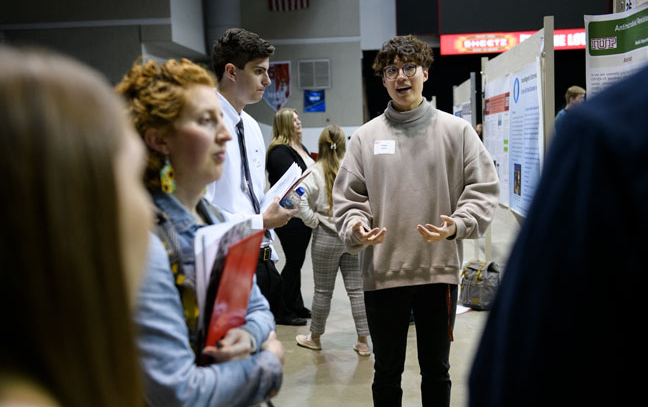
(271, 207, 520, 407)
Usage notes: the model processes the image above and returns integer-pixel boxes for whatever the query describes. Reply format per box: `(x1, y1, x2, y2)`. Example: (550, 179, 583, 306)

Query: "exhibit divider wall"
(477, 16, 555, 267)
(452, 72, 485, 261)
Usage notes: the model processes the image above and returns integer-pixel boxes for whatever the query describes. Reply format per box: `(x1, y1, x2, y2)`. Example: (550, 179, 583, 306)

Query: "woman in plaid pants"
(295, 125, 370, 356)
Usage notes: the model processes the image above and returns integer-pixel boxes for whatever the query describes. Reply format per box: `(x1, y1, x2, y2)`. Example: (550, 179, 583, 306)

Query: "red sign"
(484, 92, 510, 115)
(440, 29, 586, 55)
(263, 61, 291, 111)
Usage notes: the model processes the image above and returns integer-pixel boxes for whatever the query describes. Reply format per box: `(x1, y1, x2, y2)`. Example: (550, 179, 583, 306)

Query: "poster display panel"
(483, 75, 511, 207)
(507, 59, 543, 217)
(585, 3, 648, 97)
(453, 101, 472, 124)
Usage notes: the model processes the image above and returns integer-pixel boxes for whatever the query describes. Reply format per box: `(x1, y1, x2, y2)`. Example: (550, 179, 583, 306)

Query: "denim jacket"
(135, 191, 282, 407)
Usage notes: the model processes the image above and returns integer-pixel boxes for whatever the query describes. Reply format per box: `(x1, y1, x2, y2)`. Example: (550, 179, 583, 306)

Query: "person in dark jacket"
(469, 65, 648, 407)
(266, 108, 315, 319)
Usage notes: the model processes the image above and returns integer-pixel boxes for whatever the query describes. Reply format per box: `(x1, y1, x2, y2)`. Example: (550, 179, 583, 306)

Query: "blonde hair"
(0, 46, 143, 407)
(565, 85, 585, 103)
(115, 58, 217, 189)
(268, 107, 299, 157)
(317, 125, 346, 213)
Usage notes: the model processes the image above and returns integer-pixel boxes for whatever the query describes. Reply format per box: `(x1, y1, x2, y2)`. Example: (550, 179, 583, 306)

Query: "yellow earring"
(160, 158, 176, 194)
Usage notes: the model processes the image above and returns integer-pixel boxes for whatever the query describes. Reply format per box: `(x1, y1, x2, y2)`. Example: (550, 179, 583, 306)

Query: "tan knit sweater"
(333, 100, 499, 291)
(296, 161, 337, 232)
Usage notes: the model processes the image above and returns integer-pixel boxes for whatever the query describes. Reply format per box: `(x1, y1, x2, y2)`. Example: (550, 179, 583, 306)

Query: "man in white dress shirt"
(206, 28, 305, 326)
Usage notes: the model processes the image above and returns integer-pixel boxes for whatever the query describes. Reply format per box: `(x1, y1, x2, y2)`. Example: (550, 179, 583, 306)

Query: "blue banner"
(304, 90, 325, 112)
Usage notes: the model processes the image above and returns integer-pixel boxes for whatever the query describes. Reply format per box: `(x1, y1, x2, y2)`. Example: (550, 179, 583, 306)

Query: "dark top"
(468, 66, 648, 406)
(266, 144, 310, 187)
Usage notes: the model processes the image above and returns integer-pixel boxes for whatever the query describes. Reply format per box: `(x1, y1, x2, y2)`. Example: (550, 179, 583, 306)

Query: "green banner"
(587, 6, 648, 56)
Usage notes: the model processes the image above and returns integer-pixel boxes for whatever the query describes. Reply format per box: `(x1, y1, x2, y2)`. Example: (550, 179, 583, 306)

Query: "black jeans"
(364, 283, 458, 407)
(274, 218, 312, 316)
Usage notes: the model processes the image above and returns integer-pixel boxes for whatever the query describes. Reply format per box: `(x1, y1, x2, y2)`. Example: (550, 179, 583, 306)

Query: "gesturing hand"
(417, 215, 456, 243)
(352, 220, 387, 245)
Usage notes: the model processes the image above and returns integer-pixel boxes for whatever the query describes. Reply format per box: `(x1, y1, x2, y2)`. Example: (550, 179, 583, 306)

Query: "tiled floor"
(271, 207, 520, 406)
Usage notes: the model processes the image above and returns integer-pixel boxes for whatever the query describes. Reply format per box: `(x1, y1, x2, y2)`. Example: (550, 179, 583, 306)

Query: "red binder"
(204, 229, 265, 348)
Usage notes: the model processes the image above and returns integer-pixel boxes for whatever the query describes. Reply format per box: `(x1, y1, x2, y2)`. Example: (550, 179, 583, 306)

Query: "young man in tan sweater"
(333, 35, 499, 407)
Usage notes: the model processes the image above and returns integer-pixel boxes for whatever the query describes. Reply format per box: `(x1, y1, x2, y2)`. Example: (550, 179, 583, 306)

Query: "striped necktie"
(236, 119, 272, 240)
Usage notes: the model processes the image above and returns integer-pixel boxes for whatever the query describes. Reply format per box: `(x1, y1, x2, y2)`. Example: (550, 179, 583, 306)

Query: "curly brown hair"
(211, 28, 275, 81)
(372, 35, 435, 77)
(115, 58, 216, 189)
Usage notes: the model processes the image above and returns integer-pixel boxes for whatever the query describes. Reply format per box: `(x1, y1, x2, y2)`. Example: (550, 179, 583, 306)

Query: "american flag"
(268, 0, 310, 11)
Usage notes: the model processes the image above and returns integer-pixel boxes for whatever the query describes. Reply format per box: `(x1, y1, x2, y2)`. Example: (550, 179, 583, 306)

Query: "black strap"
(153, 209, 201, 355)
(154, 200, 226, 359)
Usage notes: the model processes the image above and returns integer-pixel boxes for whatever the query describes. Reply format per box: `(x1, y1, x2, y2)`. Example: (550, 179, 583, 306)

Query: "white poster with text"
(483, 74, 511, 207)
(585, 3, 648, 97)
(508, 60, 543, 217)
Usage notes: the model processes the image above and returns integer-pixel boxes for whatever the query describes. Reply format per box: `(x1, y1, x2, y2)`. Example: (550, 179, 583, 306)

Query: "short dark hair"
(211, 28, 275, 81)
(372, 35, 434, 77)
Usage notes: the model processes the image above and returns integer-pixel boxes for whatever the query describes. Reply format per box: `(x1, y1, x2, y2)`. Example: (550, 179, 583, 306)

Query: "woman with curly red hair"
(117, 57, 284, 407)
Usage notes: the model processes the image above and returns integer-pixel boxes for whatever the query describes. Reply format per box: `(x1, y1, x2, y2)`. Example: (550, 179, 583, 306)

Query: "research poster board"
(453, 101, 472, 124)
(453, 102, 465, 119)
(483, 75, 511, 207)
(478, 17, 553, 263)
(452, 74, 476, 128)
(585, 3, 648, 97)
(482, 22, 549, 217)
(507, 59, 543, 217)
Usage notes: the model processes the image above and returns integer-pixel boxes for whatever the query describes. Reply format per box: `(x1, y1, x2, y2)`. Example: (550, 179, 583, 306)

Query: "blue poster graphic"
(304, 90, 325, 112)
(508, 62, 542, 217)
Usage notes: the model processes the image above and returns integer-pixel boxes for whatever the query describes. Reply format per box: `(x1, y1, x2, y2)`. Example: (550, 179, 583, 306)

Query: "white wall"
(170, 0, 206, 54)
(240, 0, 365, 150)
(258, 122, 359, 153)
(245, 40, 364, 123)
(359, 0, 396, 50)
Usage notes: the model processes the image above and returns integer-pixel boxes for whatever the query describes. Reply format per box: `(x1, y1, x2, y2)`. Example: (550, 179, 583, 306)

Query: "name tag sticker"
(374, 140, 395, 155)
(251, 154, 263, 169)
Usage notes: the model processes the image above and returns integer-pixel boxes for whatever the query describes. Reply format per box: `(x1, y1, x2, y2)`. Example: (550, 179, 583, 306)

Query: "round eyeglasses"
(383, 64, 418, 79)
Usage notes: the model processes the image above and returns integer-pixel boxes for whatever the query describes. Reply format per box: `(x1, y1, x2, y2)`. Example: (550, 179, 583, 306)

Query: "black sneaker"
(276, 316, 307, 326)
(296, 307, 311, 319)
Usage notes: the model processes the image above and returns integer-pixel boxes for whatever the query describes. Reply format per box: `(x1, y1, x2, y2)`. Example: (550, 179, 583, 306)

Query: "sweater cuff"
(249, 213, 264, 231)
(448, 217, 465, 240)
(347, 219, 369, 245)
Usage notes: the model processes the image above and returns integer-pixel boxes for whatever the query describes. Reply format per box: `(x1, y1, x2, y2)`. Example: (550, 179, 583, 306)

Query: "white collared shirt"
(205, 91, 277, 254)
